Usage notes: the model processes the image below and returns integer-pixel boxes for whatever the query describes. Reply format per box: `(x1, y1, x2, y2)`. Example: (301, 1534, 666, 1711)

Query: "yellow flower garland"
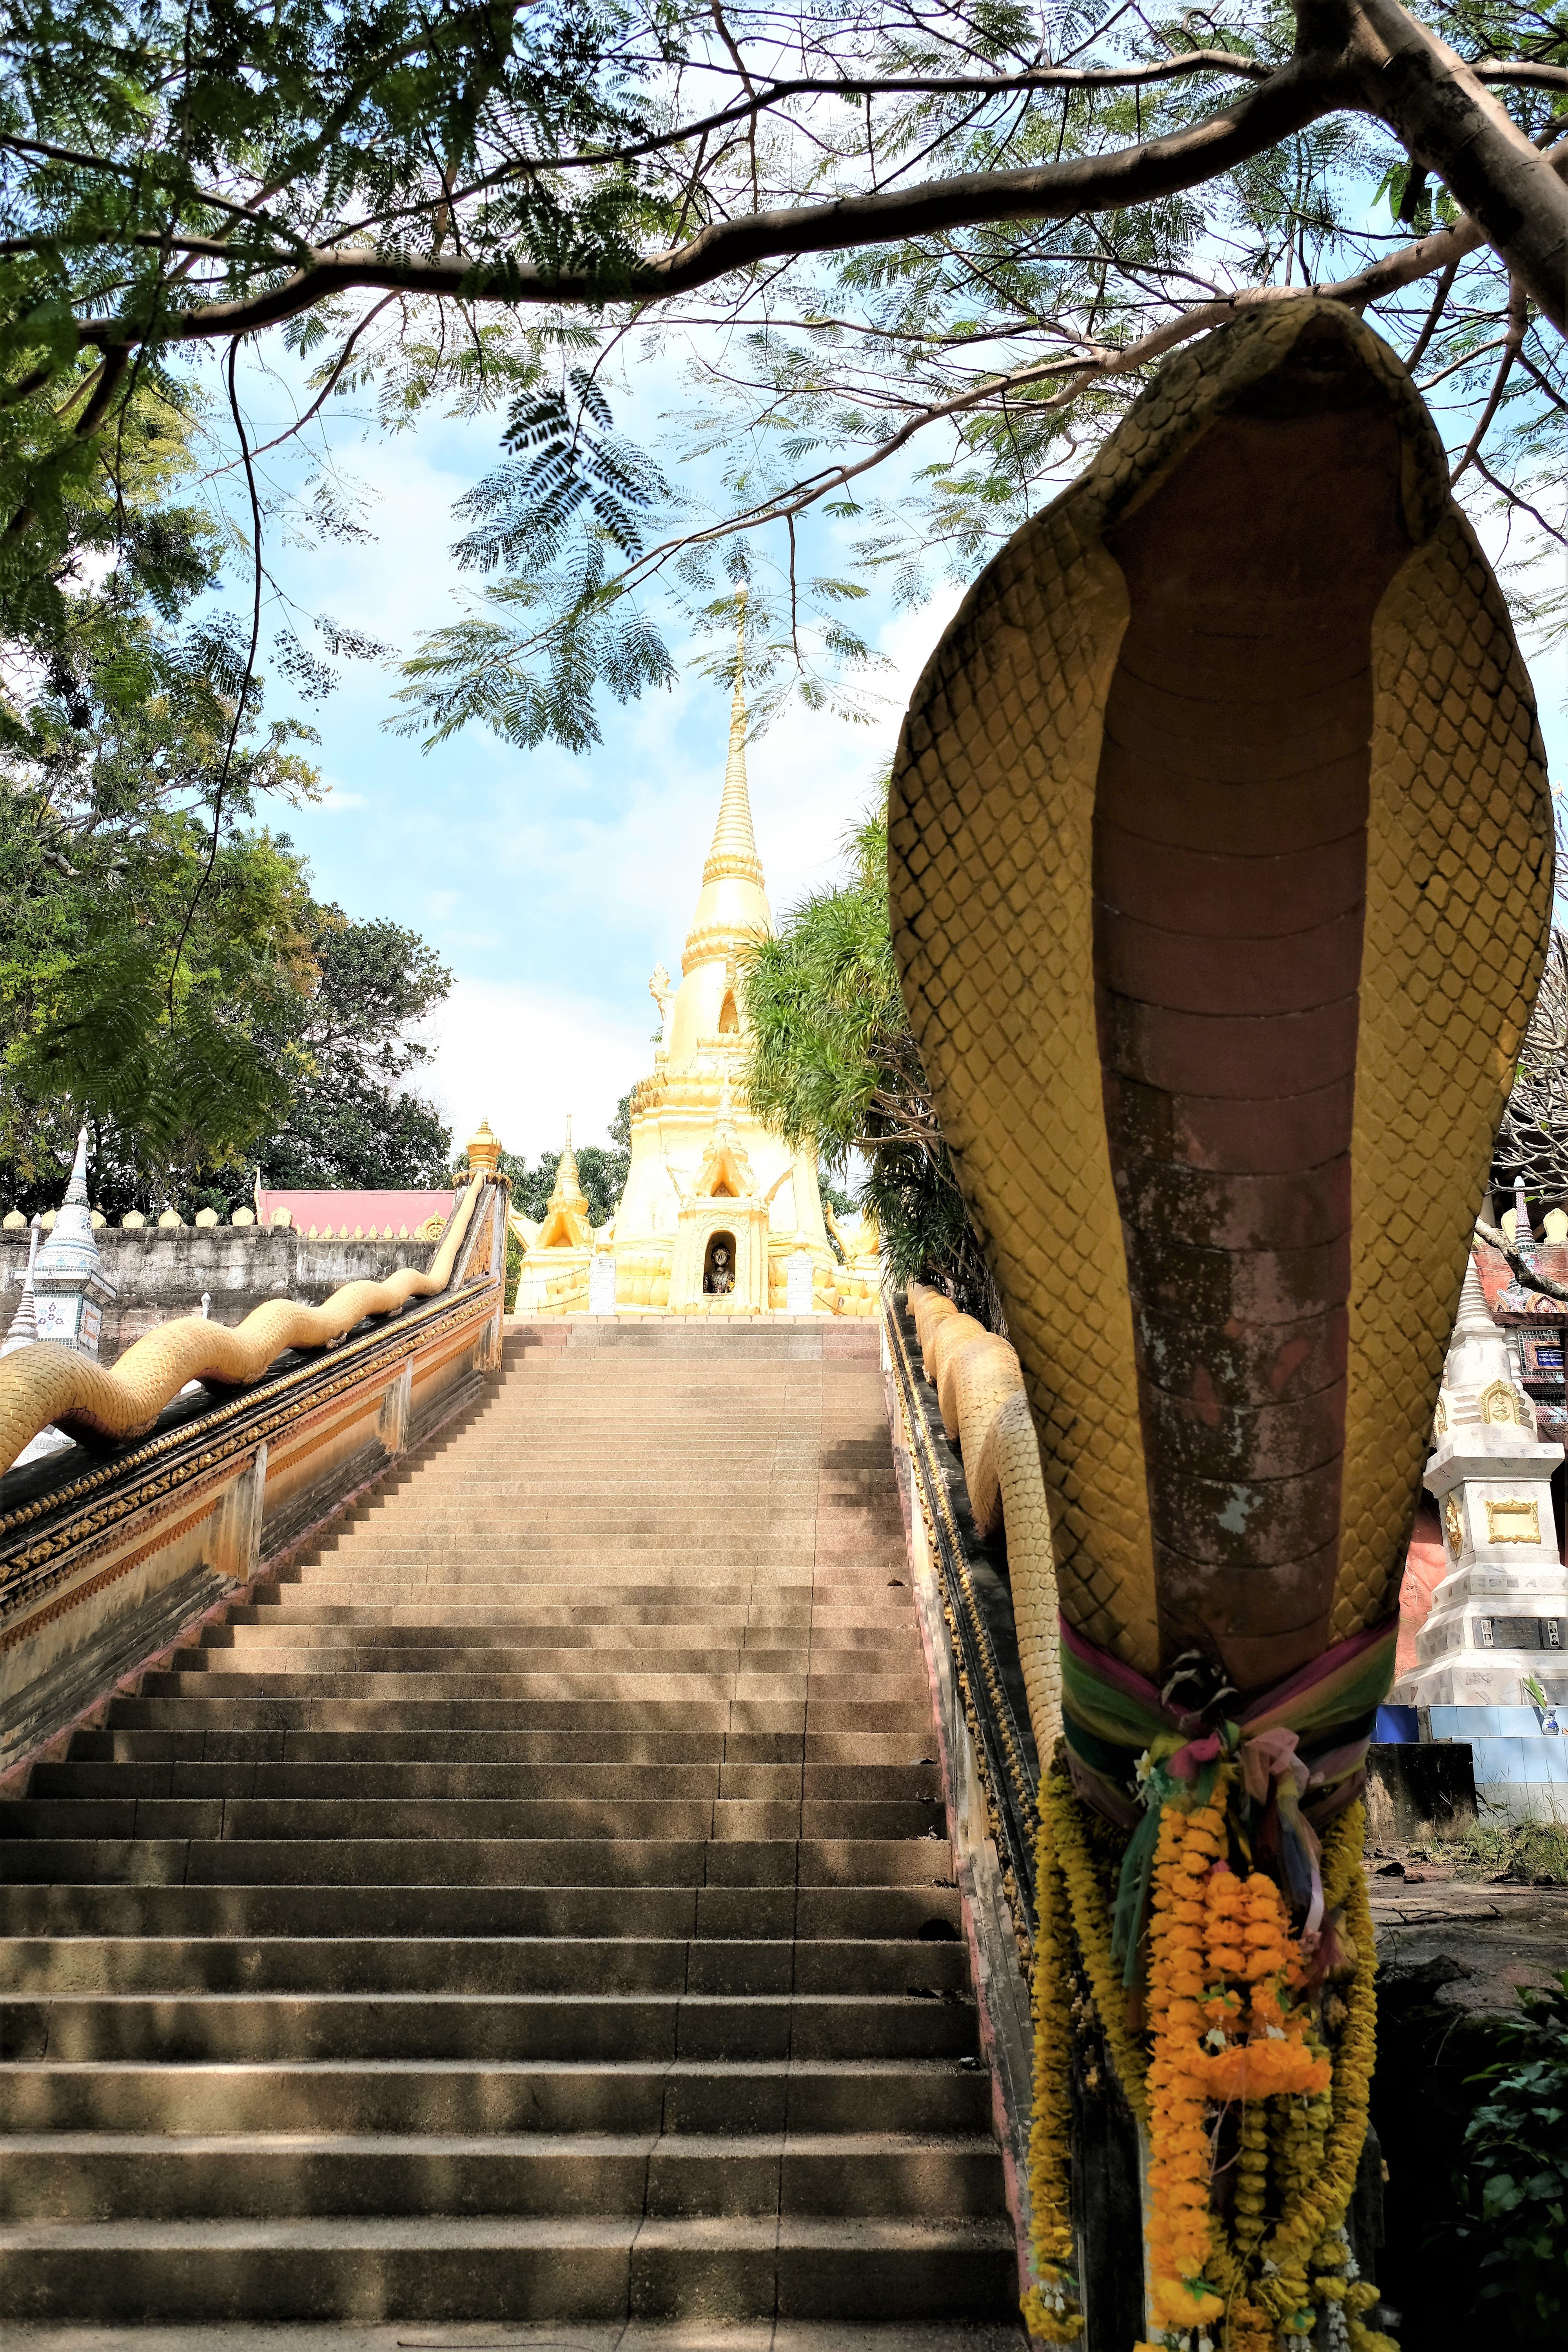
(1024, 1793, 1084, 2343)
(1043, 1766, 1148, 2122)
(1029, 1771, 1396, 2352)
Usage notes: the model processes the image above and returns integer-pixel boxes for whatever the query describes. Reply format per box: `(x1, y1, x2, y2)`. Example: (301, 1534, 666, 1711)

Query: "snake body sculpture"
(891, 300, 1552, 1710)
(907, 1281, 1063, 1758)
(0, 1179, 483, 1481)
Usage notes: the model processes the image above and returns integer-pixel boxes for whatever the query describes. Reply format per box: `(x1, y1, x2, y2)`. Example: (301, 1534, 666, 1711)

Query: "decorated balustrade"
(0, 1175, 509, 1782)
(882, 1282, 1152, 2348)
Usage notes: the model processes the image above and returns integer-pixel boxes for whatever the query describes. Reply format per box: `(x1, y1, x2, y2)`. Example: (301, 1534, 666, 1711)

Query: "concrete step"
(0, 1991, 980, 2064)
(95, 1712, 931, 1750)
(0, 2058, 992, 2137)
(0, 2212, 1015, 2323)
(0, 1884, 966, 1941)
(171, 1644, 917, 1679)
(0, 1797, 947, 1842)
(36, 1761, 940, 1803)
(73, 1728, 941, 1767)
(0, 2131, 1006, 2220)
(0, 1835, 960, 1889)
(0, 1935, 971, 1996)
(121, 1685, 934, 1725)
(206, 1621, 906, 1650)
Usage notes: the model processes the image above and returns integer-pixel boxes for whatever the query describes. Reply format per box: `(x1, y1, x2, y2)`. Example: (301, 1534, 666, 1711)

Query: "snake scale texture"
(0, 1178, 483, 1481)
(909, 1280, 1063, 1757)
(891, 299, 1553, 1692)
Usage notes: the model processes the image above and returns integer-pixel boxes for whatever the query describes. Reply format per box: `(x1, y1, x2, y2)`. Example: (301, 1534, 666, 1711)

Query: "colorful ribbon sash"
(1057, 1615, 1399, 1981)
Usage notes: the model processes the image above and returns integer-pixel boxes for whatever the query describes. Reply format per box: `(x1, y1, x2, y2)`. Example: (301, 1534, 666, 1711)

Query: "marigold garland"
(1042, 1766, 1148, 2122)
(1023, 1790, 1084, 2342)
(1027, 1766, 1399, 2352)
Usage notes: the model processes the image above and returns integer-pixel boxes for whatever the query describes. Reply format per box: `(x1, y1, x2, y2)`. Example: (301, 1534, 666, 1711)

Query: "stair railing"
(0, 1174, 511, 1784)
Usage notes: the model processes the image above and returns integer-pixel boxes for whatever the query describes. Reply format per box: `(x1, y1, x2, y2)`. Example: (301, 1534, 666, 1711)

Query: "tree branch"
(75, 56, 1347, 352)
(1347, 0, 1568, 333)
(1475, 1219, 1568, 1303)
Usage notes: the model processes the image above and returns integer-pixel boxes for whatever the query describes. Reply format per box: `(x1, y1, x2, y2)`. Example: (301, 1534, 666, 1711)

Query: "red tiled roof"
(257, 1189, 458, 1237)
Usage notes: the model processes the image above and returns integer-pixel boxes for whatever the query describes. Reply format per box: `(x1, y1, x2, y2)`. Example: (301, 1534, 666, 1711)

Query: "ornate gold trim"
(1484, 1497, 1541, 1544)
(0, 1289, 495, 1626)
(1479, 1380, 1528, 1427)
(1443, 1492, 1464, 1557)
(0, 1498, 217, 1657)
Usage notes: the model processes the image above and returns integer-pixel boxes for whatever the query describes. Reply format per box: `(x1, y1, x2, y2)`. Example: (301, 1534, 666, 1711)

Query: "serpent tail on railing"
(0, 1176, 484, 1479)
(907, 1280, 1063, 1762)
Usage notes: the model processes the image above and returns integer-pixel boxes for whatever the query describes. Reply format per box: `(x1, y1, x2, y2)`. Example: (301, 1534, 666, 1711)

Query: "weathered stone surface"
(0, 1230, 438, 1363)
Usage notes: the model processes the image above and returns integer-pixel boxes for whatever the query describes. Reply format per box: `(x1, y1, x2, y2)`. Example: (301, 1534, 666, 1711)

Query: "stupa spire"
(2, 1215, 41, 1356)
(702, 590, 765, 889)
(550, 1118, 585, 1207)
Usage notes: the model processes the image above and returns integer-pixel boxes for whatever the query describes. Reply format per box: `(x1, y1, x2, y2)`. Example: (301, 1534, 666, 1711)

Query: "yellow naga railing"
(904, 1280, 1062, 1765)
(0, 1178, 483, 1478)
(0, 1174, 509, 1782)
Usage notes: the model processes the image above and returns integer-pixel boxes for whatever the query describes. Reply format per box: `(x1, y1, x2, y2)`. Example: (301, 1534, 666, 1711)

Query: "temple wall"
(0, 1229, 439, 1364)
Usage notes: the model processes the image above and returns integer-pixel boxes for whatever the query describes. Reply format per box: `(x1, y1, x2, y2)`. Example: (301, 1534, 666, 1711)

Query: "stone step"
(127, 1679, 933, 1721)
(0, 2057, 990, 2138)
(175, 1643, 917, 1677)
(74, 1728, 940, 1767)
(0, 1884, 966, 1941)
(208, 1621, 906, 1649)
(0, 1935, 971, 1996)
(0, 1991, 980, 2065)
(235, 1601, 903, 1625)
(0, 1835, 959, 1889)
(0, 2211, 1015, 2323)
(0, 1797, 946, 1841)
(35, 1761, 942, 1802)
(0, 2130, 1005, 2221)
(93, 1699, 933, 1737)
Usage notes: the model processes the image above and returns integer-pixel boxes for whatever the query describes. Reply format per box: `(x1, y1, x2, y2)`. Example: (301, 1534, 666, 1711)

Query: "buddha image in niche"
(704, 1244, 734, 1296)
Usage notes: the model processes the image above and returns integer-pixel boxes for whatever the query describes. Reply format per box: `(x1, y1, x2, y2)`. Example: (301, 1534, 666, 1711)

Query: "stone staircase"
(0, 1317, 1019, 2332)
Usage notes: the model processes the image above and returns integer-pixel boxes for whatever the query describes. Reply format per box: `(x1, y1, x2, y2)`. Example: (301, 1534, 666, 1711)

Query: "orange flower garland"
(1031, 1762, 1396, 2352)
(1144, 1779, 1229, 2330)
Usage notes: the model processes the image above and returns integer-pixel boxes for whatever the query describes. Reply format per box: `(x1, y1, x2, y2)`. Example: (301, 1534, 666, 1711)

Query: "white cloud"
(424, 975, 652, 1160)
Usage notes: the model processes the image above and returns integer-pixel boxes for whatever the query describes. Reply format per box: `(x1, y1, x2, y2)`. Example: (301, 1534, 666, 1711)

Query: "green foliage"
(1455, 1968, 1568, 2340)
(1436, 1813, 1568, 1886)
(0, 817, 454, 1219)
(740, 793, 999, 1323)
(254, 911, 454, 1191)
(0, 792, 318, 1209)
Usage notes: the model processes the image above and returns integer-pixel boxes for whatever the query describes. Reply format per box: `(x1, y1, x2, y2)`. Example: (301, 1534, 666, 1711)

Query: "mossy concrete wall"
(0, 1227, 439, 1362)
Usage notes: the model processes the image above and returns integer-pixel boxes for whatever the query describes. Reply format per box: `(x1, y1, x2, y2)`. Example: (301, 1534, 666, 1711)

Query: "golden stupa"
(511, 606, 879, 1316)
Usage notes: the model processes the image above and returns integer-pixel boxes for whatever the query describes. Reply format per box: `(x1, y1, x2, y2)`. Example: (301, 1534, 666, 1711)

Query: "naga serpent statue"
(0, 1177, 483, 1479)
(889, 298, 1552, 2349)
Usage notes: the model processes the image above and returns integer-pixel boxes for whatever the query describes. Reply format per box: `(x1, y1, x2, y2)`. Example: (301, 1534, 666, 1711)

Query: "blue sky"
(235, 344, 963, 1163)
(230, 338, 1568, 1168)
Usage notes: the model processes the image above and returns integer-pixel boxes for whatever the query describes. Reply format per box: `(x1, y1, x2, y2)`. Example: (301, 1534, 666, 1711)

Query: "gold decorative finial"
(554, 1116, 582, 1200)
(703, 590, 764, 889)
(466, 1116, 501, 1175)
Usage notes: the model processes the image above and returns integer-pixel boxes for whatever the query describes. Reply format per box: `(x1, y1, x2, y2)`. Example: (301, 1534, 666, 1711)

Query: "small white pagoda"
(1399, 1255, 1568, 1706)
(29, 1128, 116, 1357)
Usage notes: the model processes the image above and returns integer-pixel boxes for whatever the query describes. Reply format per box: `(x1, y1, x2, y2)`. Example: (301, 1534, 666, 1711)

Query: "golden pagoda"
(512, 598, 859, 1316)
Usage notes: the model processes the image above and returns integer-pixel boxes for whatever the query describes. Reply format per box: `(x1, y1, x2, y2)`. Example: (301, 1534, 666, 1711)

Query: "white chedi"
(1400, 1257, 1568, 1707)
